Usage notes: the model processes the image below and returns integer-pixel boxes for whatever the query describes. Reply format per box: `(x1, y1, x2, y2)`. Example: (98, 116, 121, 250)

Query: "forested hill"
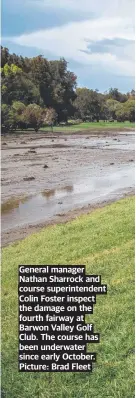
(1, 46, 135, 132)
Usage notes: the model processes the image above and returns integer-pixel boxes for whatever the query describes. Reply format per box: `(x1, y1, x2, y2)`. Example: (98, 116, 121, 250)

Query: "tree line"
(1, 46, 135, 132)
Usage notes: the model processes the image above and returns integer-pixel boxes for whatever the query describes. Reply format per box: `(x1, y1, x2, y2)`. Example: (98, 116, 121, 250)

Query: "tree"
(130, 90, 135, 99)
(11, 101, 26, 129)
(100, 101, 111, 121)
(1, 46, 10, 67)
(1, 104, 10, 131)
(105, 99, 120, 120)
(1, 62, 42, 105)
(115, 100, 135, 122)
(1, 47, 135, 128)
(1, 104, 17, 132)
(123, 100, 135, 122)
(29, 55, 52, 106)
(74, 88, 100, 121)
(107, 88, 127, 103)
(49, 59, 77, 122)
(44, 108, 57, 132)
(127, 90, 135, 100)
(115, 104, 126, 122)
(22, 104, 46, 132)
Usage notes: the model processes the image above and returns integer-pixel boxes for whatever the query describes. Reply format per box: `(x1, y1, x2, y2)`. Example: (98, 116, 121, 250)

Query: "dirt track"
(1, 130, 135, 246)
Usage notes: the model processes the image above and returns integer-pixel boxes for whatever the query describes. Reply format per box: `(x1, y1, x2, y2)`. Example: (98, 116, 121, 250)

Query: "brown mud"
(1, 131, 135, 247)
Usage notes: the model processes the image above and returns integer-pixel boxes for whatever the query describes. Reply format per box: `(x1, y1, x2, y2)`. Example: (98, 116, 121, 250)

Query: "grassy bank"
(1, 121, 135, 137)
(40, 121, 135, 133)
(2, 197, 135, 398)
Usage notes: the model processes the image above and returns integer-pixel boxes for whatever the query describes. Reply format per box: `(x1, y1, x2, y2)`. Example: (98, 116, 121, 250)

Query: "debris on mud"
(43, 164, 48, 169)
(28, 149, 37, 153)
(23, 176, 35, 181)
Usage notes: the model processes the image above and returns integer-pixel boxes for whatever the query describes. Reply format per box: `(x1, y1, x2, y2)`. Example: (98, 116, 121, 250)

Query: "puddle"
(1, 164, 134, 232)
(42, 185, 73, 199)
(1, 196, 30, 214)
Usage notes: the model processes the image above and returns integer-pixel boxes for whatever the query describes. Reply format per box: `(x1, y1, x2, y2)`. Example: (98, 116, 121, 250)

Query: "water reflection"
(42, 185, 73, 199)
(1, 166, 134, 233)
(1, 185, 74, 215)
(1, 196, 29, 214)
(42, 189, 56, 199)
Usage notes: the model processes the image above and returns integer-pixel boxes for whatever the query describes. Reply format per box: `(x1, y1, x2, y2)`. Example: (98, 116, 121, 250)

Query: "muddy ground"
(1, 130, 135, 246)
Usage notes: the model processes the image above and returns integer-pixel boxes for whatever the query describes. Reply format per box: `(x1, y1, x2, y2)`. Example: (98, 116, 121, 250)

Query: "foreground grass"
(41, 121, 135, 133)
(2, 197, 135, 398)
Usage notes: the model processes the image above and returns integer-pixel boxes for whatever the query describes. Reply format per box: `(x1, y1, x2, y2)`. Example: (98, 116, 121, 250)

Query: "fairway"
(2, 197, 135, 398)
(40, 121, 135, 133)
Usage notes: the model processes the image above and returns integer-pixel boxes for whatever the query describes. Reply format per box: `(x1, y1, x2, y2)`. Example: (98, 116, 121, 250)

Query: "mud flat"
(1, 131, 135, 246)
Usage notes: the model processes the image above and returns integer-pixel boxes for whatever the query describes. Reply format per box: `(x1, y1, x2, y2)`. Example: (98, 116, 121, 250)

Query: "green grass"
(2, 121, 134, 136)
(40, 121, 135, 133)
(2, 196, 135, 398)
